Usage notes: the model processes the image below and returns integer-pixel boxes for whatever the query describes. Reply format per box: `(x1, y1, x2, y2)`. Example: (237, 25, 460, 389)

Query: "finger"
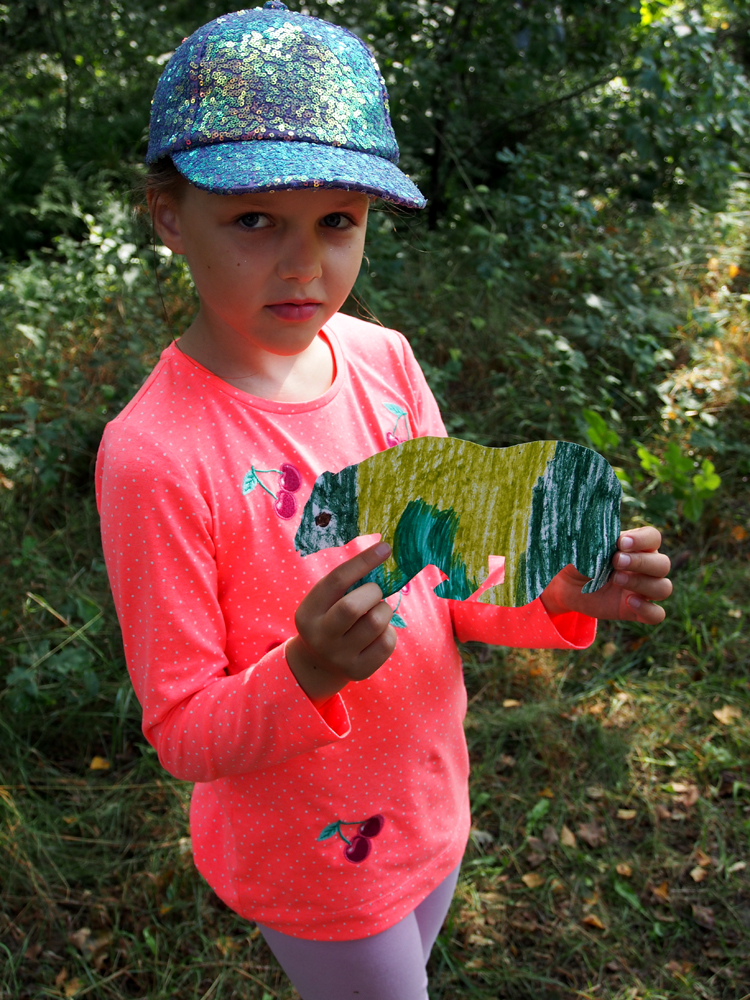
(612, 572, 673, 601)
(325, 582, 388, 636)
(341, 601, 394, 660)
(621, 593, 666, 625)
(349, 623, 398, 679)
(305, 542, 391, 615)
(613, 550, 671, 577)
(619, 526, 662, 553)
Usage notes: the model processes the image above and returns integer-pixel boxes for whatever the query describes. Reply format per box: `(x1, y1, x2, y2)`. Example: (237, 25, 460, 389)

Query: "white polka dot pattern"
(95, 313, 595, 941)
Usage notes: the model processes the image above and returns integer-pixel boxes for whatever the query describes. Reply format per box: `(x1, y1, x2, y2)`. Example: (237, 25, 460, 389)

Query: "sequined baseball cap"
(146, 1, 425, 208)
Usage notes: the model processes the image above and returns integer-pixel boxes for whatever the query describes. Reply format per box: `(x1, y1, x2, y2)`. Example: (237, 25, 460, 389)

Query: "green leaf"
(383, 402, 407, 418)
(317, 822, 341, 841)
(526, 798, 551, 831)
(614, 877, 648, 916)
(241, 469, 260, 495)
(391, 612, 407, 628)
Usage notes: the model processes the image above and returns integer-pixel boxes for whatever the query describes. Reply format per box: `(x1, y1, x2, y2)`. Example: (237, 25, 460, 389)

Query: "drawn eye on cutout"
(315, 511, 332, 527)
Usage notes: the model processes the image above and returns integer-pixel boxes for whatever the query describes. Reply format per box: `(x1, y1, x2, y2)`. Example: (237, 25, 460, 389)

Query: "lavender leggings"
(258, 864, 461, 1000)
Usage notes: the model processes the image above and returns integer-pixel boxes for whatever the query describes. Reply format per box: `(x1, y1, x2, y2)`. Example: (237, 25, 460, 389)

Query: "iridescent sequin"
(146, 3, 424, 207)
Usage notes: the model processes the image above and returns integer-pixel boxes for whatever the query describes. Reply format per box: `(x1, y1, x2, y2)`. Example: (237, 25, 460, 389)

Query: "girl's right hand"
(286, 542, 397, 704)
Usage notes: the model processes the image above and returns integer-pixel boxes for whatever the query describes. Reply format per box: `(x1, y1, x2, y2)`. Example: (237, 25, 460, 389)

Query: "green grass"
(1, 515, 748, 999)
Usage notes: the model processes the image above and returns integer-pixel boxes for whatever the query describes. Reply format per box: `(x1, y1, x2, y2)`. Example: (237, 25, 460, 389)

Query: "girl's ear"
(148, 190, 186, 255)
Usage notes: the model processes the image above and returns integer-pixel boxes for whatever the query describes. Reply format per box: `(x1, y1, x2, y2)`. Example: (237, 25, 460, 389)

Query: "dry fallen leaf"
(616, 862, 633, 877)
(694, 848, 711, 868)
(64, 980, 83, 999)
(550, 878, 565, 893)
(503, 699, 522, 708)
(586, 785, 605, 800)
(654, 804, 672, 820)
(89, 756, 110, 771)
(731, 525, 748, 541)
(577, 821, 606, 848)
(68, 928, 92, 952)
(496, 753, 516, 770)
(560, 824, 577, 848)
(582, 914, 606, 930)
(214, 935, 241, 957)
(542, 824, 559, 846)
(692, 904, 715, 930)
(728, 860, 746, 873)
(713, 705, 742, 726)
(666, 960, 694, 976)
(602, 641, 617, 657)
(689, 866, 707, 883)
(652, 881, 670, 902)
(55, 969, 69, 987)
(521, 872, 544, 889)
(538, 786, 555, 798)
(617, 808, 637, 821)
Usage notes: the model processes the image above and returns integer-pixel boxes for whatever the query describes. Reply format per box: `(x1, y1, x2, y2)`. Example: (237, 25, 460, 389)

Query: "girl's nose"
(276, 236, 323, 283)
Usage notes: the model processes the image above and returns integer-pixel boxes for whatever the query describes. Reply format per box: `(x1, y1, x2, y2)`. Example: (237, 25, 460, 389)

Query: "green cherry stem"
(333, 818, 371, 845)
(250, 466, 281, 498)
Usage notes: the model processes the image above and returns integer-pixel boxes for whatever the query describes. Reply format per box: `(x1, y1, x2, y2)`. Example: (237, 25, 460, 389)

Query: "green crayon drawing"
(294, 438, 621, 607)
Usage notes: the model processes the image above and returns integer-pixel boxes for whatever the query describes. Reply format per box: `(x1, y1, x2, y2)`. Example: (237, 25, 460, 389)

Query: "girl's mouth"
(266, 302, 321, 322)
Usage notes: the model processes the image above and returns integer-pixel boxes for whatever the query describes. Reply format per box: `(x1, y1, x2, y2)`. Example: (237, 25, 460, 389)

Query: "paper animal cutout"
(294, 438, 622, 607)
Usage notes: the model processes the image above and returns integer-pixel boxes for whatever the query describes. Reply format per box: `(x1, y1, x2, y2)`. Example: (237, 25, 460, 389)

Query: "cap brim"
(171, 140, 425, 209)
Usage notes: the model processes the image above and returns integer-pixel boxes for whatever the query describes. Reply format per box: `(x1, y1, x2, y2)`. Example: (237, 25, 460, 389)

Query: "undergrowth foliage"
(1, 1, 750, 998)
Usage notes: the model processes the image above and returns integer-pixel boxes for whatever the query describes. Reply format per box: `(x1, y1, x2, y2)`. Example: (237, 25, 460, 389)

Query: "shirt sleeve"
(394, 331, 449, 440)
(96, 424, 350, 784)
(450, 597, 596, 649)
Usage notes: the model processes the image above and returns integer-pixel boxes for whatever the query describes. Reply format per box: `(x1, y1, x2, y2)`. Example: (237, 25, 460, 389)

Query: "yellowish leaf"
(560, 824, 576, 848)
(713, 705, 742, 725)
(602, 641, 617, 657)
(728, 263, 740, 279)
(503, 699, 521, 708)
(55, 968, 69, 987)
(0, 474, 14, 490)
(89, 756, 110, 771)
(694, 848, 711, 868)
(667, 960, 694, 976)
(582, 914, 606, 930)
(617, 808, 637, 820)
(707, 257, 720, 271)
(538, 787, 554, 798)
(550, 878, 565, 893)
(731, 525, 748, 542)
(728, 860, 746, 873)
(64, 979, 83, 998)
(689, 866, 707, 883)
(521, 872, 544, 889)
(616, 862, 633, 877)
(586, 785, 605, 800)
(652, 881, 670, 902)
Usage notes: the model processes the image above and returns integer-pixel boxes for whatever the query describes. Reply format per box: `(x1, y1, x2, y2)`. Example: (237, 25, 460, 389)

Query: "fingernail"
(614, 571, 629, 586)
(374, 542, 391, 558)
(620, 535, 634, 550)
(627, 595, 642, 609)
(616, 553, 631, 568)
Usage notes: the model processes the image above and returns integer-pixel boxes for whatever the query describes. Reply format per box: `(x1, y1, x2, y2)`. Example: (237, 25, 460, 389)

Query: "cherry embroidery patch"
(242, 463, 301, 519)
(384, 402, 410, 447)
(317, 814, 385, 864)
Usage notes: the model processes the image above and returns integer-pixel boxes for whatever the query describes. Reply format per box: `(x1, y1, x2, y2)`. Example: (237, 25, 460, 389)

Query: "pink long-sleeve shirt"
(96, 313, 595, 940)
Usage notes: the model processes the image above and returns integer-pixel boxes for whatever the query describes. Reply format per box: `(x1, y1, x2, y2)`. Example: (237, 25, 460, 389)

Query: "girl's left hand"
(540, 526, 672, 624)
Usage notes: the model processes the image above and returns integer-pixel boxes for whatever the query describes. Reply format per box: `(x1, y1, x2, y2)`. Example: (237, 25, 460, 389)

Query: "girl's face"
(151, 184, 369, 357)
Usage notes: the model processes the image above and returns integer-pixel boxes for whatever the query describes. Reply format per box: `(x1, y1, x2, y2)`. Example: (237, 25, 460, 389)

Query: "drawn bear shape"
(294, 437, 622, 607)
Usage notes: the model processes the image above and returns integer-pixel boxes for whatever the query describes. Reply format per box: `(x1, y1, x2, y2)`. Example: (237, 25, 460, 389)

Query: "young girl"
(96, 5, 672, 997)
